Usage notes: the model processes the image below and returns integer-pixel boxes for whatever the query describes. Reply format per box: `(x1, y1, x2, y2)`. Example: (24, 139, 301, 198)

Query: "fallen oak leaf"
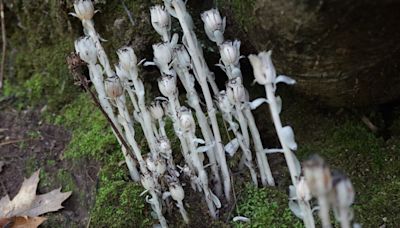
(0, 169, 72, 221)
(9, 216, 47, 228)
(23, 188, 72, 217)
(0, 170, 40, 218)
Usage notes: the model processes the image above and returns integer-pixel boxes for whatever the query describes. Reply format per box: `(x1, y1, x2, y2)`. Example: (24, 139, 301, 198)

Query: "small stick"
(0, 138, 31, 147)
(0, 0, 6, 90)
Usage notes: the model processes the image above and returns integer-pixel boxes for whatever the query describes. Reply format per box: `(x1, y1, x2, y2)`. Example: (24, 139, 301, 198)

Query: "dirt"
(0, 106, 99, 226)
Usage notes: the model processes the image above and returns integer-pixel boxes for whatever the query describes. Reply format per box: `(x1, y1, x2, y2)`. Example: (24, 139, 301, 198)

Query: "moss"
(90, 151, 152, 227)
(234, 184, 303, 228)
(217, 0, 256, 32)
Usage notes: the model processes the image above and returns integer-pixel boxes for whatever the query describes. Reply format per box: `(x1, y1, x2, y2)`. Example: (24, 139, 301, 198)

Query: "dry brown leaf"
(0, 217, 11, 227)
(9, 216, 47, 228)
(0, 169, 72, 221)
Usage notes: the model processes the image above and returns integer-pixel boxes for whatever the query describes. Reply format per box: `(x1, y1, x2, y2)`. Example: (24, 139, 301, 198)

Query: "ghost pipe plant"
(148, 6, 223, 195)
(331, 171, 355, 228)
(164, 0, 232, 201)
(249, 51, 315, 227)
(74, 36, 140, 182)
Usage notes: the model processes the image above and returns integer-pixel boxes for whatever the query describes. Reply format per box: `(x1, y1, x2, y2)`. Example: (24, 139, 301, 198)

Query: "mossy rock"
(219, 0, 400, 107)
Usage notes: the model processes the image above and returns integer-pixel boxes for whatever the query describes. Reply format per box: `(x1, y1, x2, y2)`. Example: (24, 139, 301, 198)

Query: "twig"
(119, 0, 135, 27)
(0, 138, 31, 147)
(361, 115, 378, 133)
(66, 53, 137, 163)
(0, 0, 6, 90)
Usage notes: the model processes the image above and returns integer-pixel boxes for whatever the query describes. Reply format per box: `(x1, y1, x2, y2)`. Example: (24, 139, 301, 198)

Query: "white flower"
(155, 158, 167, 176)
(174, 44, 191, 69)
(115, 64, 129, 82)
(149, 101, 164, 120)
(332, 172, 355, 208)
(296, 177, 312, 202)
(303, 155, 332, 196)
(169, 183, 185, 202)
(74, 36, 97, 64)
(220, 40, 241, 66)
(158, 73, 177, 97)
(117, 46, 137, 71)
(153, 42, 173, 73)
(217, 90, 233, 114)
(201, 9, 225, 44)
(150, 5, 171, 39)
(73, 0, 95, 21)
(158, 137, 172, 154)
(141, 174, 155, 191)
(178, 107, 195, 132)
(248, 50, 276, 85)
(226, 77, 247, 103)
(104, 75, 123, 98)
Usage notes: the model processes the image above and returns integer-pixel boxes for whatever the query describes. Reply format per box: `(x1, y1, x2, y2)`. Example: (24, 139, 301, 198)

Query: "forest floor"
(1, 87, 399, 227)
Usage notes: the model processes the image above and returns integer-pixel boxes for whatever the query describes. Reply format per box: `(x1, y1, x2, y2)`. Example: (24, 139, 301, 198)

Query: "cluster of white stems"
(72, 1, 357, 227)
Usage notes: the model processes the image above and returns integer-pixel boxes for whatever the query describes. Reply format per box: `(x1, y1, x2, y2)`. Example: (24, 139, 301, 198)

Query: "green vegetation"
(90, 151, 152, 228)
(234, 184, 303, 228)
(217, 0, 256, 32)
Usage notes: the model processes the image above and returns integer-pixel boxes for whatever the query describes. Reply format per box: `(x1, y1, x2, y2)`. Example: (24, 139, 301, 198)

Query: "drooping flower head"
(74, 36, 97, 65)
(149, 100, 165, 120)
(201, 8, 225, 44)
(248, 50, 276, 85)
(158, 72, 177, 97)
(174, 44, 191, 69)
(219, 40, 241, 67)
(104, 75, 123, 98)
(117, 46, 137, 71)
(150, 5, 171, 40)
(153, 42, 173, 74)
(73, 0, 95, 21)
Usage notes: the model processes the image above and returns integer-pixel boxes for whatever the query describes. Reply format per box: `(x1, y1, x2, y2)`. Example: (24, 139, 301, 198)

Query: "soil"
(0, 105, 99, 226)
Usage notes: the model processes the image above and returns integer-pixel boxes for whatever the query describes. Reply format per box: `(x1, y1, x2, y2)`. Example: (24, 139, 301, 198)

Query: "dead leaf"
(0, 169, 72, 220)
(0, 217, 11, 227)
(23, 188, 72, 217)
(0, 170, 40, 218)
(9, 216, 47, 228)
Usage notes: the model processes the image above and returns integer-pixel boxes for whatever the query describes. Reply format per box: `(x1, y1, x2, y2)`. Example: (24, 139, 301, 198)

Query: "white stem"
(177, 68, 222, 196)
(232, 105, 259, 186)
(150, 191, 168, 228)
(339, 208, 351, 228)
(177, 201, 189, 224)
(264, 84, 315, 227)
(243, 108, 275, 186)
(300, 201, 316, 228)
(167, 94, 195, 172)
(171, 0, 231, 201)
(187, 131, 218, 218)
(318, 195, 332, 228)
(158, 118, 167, 137)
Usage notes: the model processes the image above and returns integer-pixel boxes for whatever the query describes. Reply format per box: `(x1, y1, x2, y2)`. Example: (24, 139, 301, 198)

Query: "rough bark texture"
(219, 0, 400, 106)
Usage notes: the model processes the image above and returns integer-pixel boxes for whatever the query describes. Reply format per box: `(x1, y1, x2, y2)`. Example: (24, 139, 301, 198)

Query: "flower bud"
(158, 137, 172, 154)
(220, 40, 241, 66)
(169, 183, 185, 202)
(296, 177, 312, 202)
(155, 158, 167, 176)
(73, 0, 95, 20)
(178, 107, 195, 132)
(117, 46, 137, 71)
(150, 5, 171, 39)
(104, 75, 123, 98)
(201, 9, 225, 44)
(303, 155, 333, 196)
(146, 156, 157, 173)
(141, 174, 155, 191)
(226, 77, 247, 103)
(174, 44, 191, 69)
(74, 36, 97, 65)
(158, 73, 177, 97)
(149, 101, 164, 120)
(332, 171, 355, 208)
(153, 42, 173, 74)
(115, 64, 129, 82)
(217, 90, 233, 114)
(248, 51, 276, 85)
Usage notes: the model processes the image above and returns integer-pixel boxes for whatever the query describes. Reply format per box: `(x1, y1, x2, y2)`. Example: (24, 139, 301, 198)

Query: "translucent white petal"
(280, 126, 298, 150)
(289, 200, 304, 219)
(249, 98, 268, 110)
(224, 138, 239, 156)
(275, 75, 296, 85)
